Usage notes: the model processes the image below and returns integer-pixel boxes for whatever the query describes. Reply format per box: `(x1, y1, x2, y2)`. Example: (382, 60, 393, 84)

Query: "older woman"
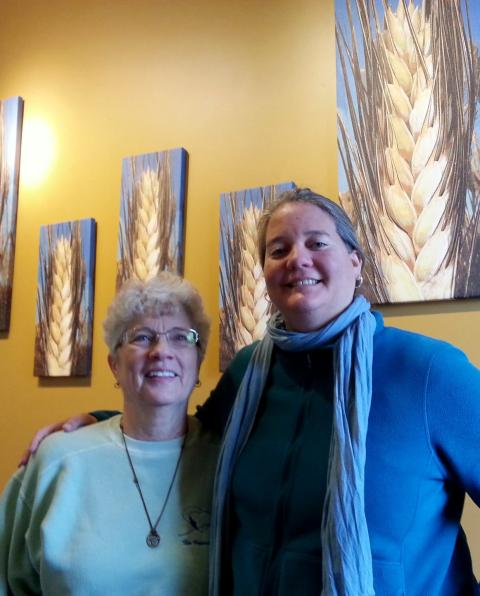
(19, 189, 480, 595)
(0, 272, 218, 595)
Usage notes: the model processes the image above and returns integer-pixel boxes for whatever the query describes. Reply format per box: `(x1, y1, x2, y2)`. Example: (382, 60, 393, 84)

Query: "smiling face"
(263, 201, 362, 332)
(108, 308, 199, 414)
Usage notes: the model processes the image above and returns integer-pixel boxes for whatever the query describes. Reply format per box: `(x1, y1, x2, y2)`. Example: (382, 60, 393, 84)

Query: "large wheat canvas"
(116, 148, 187, 289)
(0, 96, 24, 330)
(219, 181, 295, 370)
(34, 219, 96, 377)
(336, 0, 480, 303)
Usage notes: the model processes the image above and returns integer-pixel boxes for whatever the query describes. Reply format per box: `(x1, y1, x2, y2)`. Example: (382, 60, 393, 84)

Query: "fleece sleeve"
(0, 469, 40, 595)
(426, 344, 480, 505)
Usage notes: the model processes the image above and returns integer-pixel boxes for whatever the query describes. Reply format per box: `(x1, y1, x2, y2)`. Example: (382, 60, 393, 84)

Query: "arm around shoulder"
(19, 412, 102, 467)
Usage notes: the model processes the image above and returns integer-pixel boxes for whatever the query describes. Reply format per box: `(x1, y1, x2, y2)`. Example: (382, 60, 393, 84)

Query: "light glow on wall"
(20, 117, 56, 188)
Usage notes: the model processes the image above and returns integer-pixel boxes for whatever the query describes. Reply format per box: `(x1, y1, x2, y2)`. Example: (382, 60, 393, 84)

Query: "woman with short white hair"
(0, 272, 217, 595)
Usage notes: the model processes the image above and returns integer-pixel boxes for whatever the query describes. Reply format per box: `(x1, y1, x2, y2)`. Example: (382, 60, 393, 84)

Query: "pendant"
(146, 529, 160, 548)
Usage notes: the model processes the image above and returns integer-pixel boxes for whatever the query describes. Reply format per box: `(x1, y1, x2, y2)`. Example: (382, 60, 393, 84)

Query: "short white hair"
(103, 272, 211, 360)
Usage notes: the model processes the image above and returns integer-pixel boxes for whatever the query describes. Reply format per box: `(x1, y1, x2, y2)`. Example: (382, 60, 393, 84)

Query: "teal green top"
(230, 347, 333, 594)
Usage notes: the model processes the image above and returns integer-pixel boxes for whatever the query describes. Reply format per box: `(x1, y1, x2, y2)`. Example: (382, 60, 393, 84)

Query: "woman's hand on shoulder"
(18, 413, 97, 467)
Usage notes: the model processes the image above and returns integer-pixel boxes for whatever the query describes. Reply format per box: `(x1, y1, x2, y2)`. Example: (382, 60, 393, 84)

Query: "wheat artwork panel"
(336, 0, 480, 303)
(34, 219, 96, 377)
(0, 96, 23, 331)
(219, 181, 295, 370)
(116, 148, 187, 289)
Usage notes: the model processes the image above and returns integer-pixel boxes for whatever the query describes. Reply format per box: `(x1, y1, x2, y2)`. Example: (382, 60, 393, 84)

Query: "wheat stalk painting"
(0, 96, 23, 330)
(336, 0, 480, 303)
(116, 148, 187, 289)
(34, 219, 96, 377)
(219, 182, 295, 370)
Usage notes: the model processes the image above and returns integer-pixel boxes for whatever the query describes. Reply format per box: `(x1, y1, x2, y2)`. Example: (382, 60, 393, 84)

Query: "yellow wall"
(0, 0, 479, 568)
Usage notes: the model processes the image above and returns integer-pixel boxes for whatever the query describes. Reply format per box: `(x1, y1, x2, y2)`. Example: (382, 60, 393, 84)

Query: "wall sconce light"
(21, 117, 56, 188)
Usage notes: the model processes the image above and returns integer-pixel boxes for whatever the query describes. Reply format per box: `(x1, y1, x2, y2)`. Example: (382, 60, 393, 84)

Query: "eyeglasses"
(120, 326, 199, 350)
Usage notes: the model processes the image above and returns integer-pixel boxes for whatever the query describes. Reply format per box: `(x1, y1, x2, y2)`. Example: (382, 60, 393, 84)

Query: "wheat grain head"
(233, 203, 270, 349)
(45, 237, 74, 375)
(337, 0, 478, 302)
(132, 167, 162, 281)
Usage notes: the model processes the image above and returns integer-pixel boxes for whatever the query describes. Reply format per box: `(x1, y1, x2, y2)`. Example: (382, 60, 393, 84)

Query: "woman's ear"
(350, 250, 363, 276)
(108, 354, 118, 378)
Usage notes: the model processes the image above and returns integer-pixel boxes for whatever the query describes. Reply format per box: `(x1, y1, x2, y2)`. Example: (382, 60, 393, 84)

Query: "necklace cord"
(120, 420, 186, 543)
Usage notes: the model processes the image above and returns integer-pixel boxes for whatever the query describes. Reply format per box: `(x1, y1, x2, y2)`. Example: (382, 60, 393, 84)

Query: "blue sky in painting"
(335, 0, 480, 192)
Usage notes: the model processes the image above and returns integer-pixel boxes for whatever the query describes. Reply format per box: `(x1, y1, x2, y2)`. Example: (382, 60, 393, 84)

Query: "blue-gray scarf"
(209, 296, 376, 596)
